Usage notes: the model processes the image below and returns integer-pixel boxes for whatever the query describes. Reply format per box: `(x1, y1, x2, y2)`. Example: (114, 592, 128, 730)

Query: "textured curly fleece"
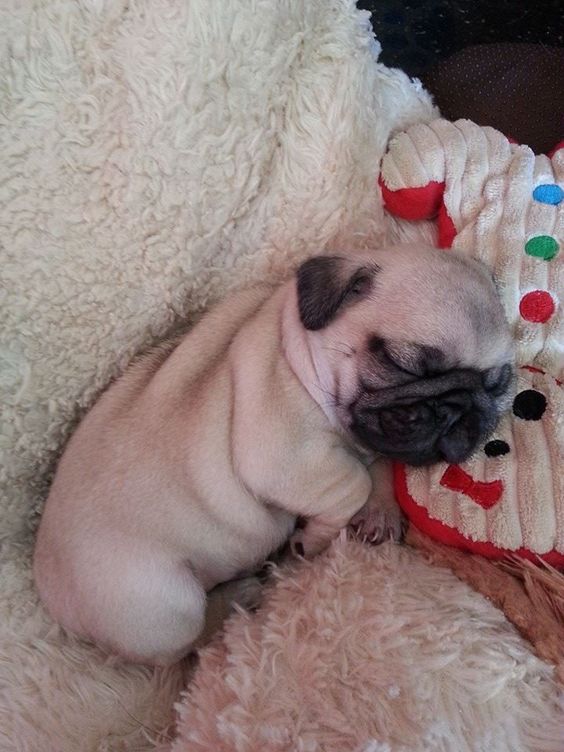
(173, 541, 564, 752)
(0, 1, 438, 749)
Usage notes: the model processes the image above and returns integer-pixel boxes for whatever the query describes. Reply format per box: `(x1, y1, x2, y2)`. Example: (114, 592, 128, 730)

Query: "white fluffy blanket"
(0, 1, 560, 750)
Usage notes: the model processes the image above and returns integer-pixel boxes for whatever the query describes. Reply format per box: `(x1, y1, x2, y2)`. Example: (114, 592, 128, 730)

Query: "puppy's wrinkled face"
(296, 245, 514, 466)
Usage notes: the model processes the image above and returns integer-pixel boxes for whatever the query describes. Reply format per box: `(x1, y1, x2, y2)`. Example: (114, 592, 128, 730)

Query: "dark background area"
(358, 0, 564, 152)
(358, 0, 563, 78)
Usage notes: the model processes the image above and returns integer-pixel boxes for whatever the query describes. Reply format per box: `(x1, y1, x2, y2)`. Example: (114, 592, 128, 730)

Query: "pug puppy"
(34, 244, 514, 665)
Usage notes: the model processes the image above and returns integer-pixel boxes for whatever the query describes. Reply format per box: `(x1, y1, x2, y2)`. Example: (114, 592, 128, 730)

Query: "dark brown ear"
(296, 256, 379, 331)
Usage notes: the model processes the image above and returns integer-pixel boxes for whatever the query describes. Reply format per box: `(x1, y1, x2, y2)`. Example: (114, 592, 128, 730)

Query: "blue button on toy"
(532, 184, 564, 205)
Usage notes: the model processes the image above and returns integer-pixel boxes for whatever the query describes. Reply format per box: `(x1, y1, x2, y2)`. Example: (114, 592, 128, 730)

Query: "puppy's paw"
(349, 499, 406, 545)
(228, 575, 263, 612)
(289, 526, 332, 559)
(197, 576, 263, 648)
(289, 529, 311, 558)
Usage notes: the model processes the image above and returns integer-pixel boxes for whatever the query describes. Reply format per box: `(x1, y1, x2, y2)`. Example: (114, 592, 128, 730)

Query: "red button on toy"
(519, 290, 555, 323)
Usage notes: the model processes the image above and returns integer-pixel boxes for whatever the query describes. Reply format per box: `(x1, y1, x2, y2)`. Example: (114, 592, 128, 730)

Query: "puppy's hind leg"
(194, 575, 263, 648)
(90, 554, 208, 666)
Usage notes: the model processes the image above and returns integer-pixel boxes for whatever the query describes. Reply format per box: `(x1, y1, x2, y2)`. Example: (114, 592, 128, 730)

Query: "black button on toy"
(484, 439, 510, 457)
(512, 389, 547, 420)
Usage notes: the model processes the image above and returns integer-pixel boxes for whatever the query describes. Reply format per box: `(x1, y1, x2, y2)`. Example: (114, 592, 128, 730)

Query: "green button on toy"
(524, 235, 559, 261)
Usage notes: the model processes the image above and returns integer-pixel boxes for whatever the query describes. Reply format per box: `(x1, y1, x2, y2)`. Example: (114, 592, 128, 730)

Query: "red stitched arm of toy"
(379, 122, 551, 250)
(397, 137, 564, 248)
(378, 176, 445, 221)
(379, 172, 456, 248)
(378, 122, 456, 243)
(379, 123, 459, 247)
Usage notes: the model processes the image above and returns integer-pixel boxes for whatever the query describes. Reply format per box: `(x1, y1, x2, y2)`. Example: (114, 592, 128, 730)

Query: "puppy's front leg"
(349, 459, 406, 544)
(288, 457, 372, 559)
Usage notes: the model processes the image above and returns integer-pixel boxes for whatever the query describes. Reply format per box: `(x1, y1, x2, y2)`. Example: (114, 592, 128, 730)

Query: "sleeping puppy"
(34, 244, 514, 665)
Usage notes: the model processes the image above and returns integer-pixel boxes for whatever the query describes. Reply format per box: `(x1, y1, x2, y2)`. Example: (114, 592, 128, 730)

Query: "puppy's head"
(295, 245, 514, 466)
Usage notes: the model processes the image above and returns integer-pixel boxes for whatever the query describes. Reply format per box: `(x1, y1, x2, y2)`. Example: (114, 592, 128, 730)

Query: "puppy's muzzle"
(350, 370, 503, 466)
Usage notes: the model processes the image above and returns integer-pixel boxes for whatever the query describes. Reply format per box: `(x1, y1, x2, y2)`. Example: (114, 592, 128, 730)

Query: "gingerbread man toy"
(380, 119, 563, 564)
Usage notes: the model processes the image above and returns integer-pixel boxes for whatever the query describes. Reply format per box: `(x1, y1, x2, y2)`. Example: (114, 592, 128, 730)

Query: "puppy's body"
(34, 284, 370, 663)
(34, 245, 514, 664)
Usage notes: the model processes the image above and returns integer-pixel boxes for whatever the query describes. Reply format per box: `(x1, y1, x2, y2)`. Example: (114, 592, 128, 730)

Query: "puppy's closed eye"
(368, 338, 412, 374)
(348, 271, 373, 298)
(368, 338, 445, 379)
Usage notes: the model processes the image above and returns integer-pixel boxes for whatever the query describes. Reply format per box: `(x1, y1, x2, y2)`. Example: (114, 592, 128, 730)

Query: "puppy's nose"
(378, 403, 432, 436)
(435, 402, 465, 433)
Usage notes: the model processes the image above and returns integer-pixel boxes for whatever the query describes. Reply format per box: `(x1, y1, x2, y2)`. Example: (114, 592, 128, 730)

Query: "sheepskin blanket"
(172, 541, 564, 752)
(0, 1, 438, 749)
(2, 2, 563, 750)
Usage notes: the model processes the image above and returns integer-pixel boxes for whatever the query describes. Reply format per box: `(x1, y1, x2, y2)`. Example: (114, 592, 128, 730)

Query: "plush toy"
(379, 119, 563, 565)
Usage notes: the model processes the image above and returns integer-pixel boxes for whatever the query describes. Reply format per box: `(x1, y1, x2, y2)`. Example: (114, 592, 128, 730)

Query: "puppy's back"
(33, 283, 275, 632)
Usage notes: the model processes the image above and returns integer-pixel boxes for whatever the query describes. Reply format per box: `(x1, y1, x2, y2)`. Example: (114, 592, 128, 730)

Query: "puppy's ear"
(297, 256, 379, 331)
